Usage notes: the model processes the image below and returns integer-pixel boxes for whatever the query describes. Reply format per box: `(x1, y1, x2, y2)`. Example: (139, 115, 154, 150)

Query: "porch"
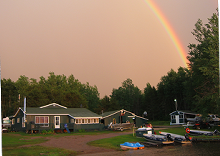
(25, 122, 104, 133)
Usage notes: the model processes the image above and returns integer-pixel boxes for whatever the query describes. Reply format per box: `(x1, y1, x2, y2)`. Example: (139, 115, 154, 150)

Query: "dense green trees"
(1, 72, 99, 117)
(110, 78, 142, 115)
(187, 11, 219, 115)
(1, 79, 18, 117)
(1, 11, 218, 120)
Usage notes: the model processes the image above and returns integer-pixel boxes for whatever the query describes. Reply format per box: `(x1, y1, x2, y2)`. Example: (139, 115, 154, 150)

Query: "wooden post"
(133, 126, 134, 136)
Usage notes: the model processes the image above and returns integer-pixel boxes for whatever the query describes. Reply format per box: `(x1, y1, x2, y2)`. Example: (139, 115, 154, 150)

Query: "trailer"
(108, 122, 134, 131)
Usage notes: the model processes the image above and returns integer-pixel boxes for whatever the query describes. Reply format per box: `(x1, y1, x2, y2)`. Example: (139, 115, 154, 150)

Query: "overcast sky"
(0, 0, 218, 97)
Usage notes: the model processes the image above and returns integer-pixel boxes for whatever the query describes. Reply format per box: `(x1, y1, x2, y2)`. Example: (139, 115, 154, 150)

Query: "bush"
(41, 129, 54, 134)
(78, 129, 86, 133)
(41, 130, 47, 134)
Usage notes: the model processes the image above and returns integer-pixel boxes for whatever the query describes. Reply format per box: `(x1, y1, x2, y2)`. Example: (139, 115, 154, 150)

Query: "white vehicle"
(108, 122, 133, 131)
(2, 117, 11, 128)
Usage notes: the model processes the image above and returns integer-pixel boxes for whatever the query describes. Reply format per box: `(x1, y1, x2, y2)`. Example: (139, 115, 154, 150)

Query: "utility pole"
(174, 99, 177, 111)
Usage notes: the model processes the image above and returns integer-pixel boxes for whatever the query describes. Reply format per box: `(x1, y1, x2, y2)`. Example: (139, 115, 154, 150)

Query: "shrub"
(41, 129, 54, 134)
(78, 129, 86, 133)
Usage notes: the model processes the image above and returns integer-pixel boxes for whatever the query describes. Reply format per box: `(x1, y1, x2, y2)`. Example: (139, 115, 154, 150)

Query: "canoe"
(143, 134, 174, 145)
(159, 131, 192, 144)
(185, 128, 220, 136)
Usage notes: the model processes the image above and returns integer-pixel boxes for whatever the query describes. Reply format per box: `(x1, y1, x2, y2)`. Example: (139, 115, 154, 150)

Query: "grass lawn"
(3, 145, 77, 156)
(87, 133, 146, 150)
(88, 126, 220, 150)
(155, 126, 220, 137)
(2, 130, 130, 156)
(149, 120, 170, 126)
(3, 126, 220, 155)
(2, 132, 77, 156)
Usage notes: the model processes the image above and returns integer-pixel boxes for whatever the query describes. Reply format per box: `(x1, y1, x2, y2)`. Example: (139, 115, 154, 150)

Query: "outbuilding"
(169, 110, 200, 125)
(101, 109, 148, 128)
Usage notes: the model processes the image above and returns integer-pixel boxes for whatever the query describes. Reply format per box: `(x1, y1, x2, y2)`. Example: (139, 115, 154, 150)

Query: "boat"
(120, 142, 144, 150)
(159, 131, 192, 144)
(143, 133, 174, 145)
(185, 128, 220, 136)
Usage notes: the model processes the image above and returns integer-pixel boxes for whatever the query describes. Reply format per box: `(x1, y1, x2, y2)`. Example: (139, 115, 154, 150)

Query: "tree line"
(1, 73, 100, 117)
(1, 11, 219, 120)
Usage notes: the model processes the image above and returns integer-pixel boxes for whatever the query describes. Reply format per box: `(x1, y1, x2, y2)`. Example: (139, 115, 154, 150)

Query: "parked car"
(193, 120, 211, 129)
(207, 114, 220, 125)
(2, 117, 11, 129)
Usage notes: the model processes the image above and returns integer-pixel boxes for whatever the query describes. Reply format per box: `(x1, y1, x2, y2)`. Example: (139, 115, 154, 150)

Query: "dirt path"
(34, 128, 169, 155)
(36, 131, 133, 155)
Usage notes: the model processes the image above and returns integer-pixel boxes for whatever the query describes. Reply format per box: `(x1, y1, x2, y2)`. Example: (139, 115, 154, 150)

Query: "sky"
(0, 0, 218, 98)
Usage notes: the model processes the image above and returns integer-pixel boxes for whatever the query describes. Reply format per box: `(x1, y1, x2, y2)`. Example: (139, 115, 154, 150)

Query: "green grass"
(2, 132, 78, 156)
(2, 130, 129, 155)
(149, 120, 170, 126)
(3, 126, 220, 155)
(155, 126, 220, 138)
(155, 127, 187, 135)
(3, 145, 77, 156)
(88, 133, 146, 150)
(88, 126, 220, 150)
(2, 133, 48, 148)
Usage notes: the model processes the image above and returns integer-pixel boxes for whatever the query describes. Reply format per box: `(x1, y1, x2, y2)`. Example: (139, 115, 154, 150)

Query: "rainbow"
(144, 0, 189, 68)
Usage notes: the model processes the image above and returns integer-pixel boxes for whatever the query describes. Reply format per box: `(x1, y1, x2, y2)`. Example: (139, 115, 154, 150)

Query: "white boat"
(143, 133, 174, 145)
(159, 131, 192, 144)
(185, 128, 220, 136)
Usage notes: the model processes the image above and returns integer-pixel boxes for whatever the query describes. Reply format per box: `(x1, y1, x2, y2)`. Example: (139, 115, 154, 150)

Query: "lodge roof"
(14, 103, 101, 118)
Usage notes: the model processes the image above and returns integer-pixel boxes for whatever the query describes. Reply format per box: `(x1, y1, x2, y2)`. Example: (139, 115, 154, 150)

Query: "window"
(171, 115, 175, 119)
(12, 119, 15, 125)
(70, 119, 75, 123)
(179, 115, 183, 119)
(35, 116, 49, 127)
(75, 119, 82, 124)
(75, 118, 99, 124)
(17, 118, 20, 123)
(94, 118, 99, 123)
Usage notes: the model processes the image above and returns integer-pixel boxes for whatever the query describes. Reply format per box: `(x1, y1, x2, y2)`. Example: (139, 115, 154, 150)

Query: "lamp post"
(174, 99, 177, 111)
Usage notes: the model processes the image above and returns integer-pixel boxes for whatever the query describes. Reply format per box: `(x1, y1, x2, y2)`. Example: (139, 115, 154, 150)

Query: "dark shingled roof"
(19, 103, 101, 118)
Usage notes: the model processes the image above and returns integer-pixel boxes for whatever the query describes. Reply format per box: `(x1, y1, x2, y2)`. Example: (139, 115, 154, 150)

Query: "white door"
(54, 116, 60, 128)
(175, 115, 179, 124)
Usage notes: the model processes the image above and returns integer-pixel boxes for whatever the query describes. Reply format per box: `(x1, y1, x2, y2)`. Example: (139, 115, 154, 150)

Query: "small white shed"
(169, 110, 199, 125)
